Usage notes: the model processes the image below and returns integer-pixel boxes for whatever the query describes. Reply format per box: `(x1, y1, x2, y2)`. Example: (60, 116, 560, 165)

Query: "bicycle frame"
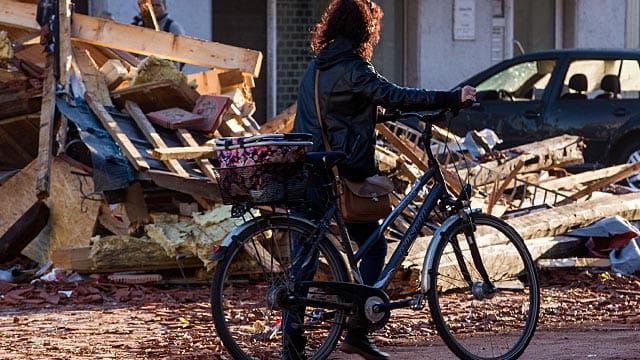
(344, 122, 453, 291)
(326, 111, 493, 296)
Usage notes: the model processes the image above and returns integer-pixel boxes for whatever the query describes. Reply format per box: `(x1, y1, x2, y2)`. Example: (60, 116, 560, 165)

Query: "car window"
(476, 60, 555, 101)
(561, 59, 640, 100)
(619, 60, 640, 99)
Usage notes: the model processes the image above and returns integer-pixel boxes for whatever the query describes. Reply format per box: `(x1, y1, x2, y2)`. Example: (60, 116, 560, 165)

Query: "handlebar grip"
(461, 99, 476, 109)
(377, 113, 399, 123)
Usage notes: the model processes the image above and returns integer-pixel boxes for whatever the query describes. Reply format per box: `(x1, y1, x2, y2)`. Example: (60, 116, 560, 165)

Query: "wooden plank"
(35, 54, 56, 200)
(539, 164, 629, 191)
(186, 68, 223, 95)
(84, 92, 150, 171)
(486, 160, 524, 215)
(1, 1, 263, 76)
(125, 181, 150, 230)
(147, 170, 221, 201)
(556, 161, 640, 205)
(136, 0, 160, 30)
(377, 123, 428, 171)
(152, 146, 215, 161)
(73, 47, 113, 106)
(259, 103, 296, 134)
(111, 79, 199, 113)
(23, 158, 101, 264)
(51, 246, 204, 273)
(175, 128, 217, 183)
(124, 100, 188, 176)
(455, 135, 584, 187)
(57, 0, 75, 156)
(0, 200, 49, 263)
(0, 126, 34, 163)
(0, 160, 38, 242)
(507, 191, 640, 241)
(377, 123, 464, 194)
(58, 0, 73, 91)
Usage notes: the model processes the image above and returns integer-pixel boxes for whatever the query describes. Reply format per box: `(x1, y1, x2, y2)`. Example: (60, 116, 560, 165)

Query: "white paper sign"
(454, 0, 476, 41)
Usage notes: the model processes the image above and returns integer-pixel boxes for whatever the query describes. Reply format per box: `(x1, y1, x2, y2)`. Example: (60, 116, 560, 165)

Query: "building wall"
(213, 1, 268, 122)
(417, 0, 500, 89)
(574, 0, 626, 48)
(275, 0, 315, 114)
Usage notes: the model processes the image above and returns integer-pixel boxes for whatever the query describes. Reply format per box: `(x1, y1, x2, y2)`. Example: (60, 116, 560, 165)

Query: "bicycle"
(209, 105, 540, 360)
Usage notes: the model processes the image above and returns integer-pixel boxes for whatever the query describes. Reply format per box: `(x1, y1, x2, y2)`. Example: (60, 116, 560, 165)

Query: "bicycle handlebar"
(378, 100, 477, 124)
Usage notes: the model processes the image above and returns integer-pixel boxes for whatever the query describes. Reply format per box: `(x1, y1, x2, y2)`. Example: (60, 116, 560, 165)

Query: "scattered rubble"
(0, 0, 639, 292)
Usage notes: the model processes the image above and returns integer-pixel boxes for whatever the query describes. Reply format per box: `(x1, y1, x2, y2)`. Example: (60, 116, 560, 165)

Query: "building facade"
(87, 0, 640, 123)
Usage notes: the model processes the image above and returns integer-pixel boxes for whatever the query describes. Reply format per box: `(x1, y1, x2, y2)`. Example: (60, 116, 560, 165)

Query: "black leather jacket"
(293, 36, 461, 181)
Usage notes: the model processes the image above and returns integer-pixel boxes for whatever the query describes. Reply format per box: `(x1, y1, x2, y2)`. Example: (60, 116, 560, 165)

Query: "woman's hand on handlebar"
(461, 85, 476, 103)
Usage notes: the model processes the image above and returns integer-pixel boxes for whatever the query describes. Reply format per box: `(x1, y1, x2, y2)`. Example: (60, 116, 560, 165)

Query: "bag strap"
(163, 18, 174, 32)
(314, 69, 344, 189)
(314, 69, 332, 154)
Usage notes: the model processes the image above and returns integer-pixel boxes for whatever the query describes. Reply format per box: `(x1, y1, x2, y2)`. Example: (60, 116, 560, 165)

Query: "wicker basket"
(213, 133, 312, 205)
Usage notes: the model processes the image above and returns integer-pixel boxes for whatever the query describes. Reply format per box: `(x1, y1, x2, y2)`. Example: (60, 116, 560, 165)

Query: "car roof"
(454, 48, 640, 88)
(513, 48, 640, 59)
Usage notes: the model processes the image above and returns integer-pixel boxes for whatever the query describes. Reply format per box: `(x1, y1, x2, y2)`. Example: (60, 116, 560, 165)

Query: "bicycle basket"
(213, 133, 313, 205)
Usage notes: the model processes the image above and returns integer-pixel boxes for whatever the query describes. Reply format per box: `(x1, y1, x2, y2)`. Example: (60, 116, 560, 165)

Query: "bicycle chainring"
(364, 296, 390, 330)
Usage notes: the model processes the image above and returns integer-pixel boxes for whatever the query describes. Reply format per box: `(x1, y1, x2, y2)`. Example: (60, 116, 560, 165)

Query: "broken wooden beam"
(507, 191, 640, 241)
(556, 161, 640, 205)
(0, 200, 49, 263)
(175, 128, 218, 183)
(145, 170, 221, 202)
(152, 146, 215, 161)
(136, 0, 160, 30)
(85, 92, 150, 172)
(453, 135, 584, 188)
(73, 47, 113, 106)
(35, 54, 56, 200)
(1, 0, 263, 77)
(259, 103, 296, 134)
(124, 100, 188, 176)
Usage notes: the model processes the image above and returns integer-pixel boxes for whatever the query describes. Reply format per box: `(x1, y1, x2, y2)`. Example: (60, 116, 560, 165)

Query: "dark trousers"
(283, 219, 387, 336)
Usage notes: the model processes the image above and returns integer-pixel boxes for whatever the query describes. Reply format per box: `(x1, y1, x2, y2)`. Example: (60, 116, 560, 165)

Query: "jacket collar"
(315, 36, 361, 70)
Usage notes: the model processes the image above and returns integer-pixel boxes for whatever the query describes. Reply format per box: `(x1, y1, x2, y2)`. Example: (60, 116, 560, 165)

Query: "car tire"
(615, 138, 640, 190)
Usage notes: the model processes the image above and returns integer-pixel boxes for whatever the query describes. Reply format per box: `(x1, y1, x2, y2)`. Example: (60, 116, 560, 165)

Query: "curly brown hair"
(310, 0, 384, 61)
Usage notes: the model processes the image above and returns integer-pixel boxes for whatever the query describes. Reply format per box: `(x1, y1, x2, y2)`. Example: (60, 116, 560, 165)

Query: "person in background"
(98, 11, 115, 21)
(133, 0, 186, 70)
(289, 0, 476, 359)
(150, 0, 185, 37)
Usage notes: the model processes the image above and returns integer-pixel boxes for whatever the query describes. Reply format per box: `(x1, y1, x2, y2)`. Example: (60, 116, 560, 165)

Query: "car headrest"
(600, 74, 620, 94)
(568, 73, 587, 92)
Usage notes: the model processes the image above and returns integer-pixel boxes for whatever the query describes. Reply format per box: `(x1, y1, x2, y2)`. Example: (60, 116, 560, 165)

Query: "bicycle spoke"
(211, 216, 349, 359)
(428, 213, 539, 360)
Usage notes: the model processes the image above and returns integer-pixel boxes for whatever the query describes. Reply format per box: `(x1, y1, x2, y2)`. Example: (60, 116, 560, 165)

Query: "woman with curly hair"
(290, 1, 475, 359)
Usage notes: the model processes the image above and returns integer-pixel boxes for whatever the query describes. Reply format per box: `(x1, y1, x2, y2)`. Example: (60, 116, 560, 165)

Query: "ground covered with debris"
(0, 268, 638, 360)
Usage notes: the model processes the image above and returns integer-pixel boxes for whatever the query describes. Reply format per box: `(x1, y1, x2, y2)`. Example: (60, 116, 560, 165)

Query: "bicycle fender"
(208, 214, 318, 262)
(419, 213, 464, 293)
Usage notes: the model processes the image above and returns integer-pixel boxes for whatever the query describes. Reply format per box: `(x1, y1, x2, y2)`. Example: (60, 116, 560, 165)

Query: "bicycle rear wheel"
(211, 215, 349, 360)
(427, 212, 539, 360)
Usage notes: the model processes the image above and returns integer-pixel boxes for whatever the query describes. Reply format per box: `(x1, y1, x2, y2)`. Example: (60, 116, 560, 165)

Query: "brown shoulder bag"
(314, 69, 393, 223)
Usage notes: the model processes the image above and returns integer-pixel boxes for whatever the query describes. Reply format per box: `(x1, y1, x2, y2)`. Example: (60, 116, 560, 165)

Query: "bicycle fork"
(455, 210, 498, 300)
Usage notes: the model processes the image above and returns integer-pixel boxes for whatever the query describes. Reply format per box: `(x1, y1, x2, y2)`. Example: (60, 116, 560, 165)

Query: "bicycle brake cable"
(444, 111, 472, 198)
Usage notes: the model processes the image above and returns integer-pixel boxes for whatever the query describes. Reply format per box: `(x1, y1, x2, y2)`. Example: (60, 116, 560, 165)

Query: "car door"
(543, 57, 640, 166)
(451, 58, 559, 149)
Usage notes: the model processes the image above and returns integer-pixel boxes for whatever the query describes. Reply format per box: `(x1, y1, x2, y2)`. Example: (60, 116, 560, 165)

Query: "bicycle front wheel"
(211, 215, 350, 360)
(427, 212, 540, 360)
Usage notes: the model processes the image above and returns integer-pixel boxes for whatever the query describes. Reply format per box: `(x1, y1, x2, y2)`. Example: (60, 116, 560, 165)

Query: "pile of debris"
(1, 0, 639, 288)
